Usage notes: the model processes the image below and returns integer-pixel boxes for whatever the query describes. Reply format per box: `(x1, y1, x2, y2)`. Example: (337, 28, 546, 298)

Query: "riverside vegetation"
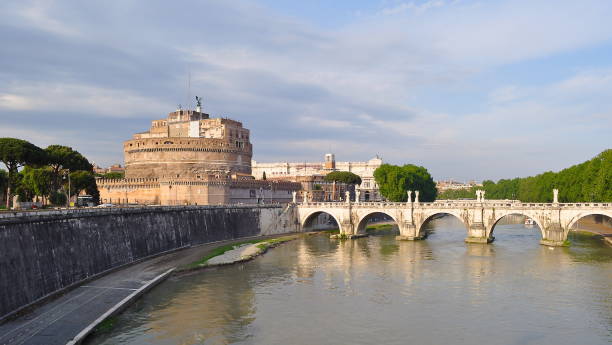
(181, 235, 298, 270)
(0, 138, 100, 208)
(438, 149, 612, 202)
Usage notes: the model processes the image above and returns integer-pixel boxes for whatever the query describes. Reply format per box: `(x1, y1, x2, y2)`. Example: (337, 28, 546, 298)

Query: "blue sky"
(1, 0, 611, 181)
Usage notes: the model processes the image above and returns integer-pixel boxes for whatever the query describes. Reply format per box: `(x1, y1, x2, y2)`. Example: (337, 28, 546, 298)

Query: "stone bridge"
(294, 190, 612, 246)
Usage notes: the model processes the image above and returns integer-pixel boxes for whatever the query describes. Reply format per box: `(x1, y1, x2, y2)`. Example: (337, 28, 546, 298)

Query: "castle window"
(164, 141, 173, 144)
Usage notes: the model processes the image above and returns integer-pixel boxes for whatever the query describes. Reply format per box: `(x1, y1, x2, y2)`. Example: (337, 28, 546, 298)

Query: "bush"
(49, 191, 67, 206)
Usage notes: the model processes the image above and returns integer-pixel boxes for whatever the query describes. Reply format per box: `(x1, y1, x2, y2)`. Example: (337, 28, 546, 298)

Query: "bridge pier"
(540, 223, 567, 246)
(465, 223, 494, 244)
(296, 196, 610, 246)
(330, 219, 368, 239)
(396, 222, 424, 241)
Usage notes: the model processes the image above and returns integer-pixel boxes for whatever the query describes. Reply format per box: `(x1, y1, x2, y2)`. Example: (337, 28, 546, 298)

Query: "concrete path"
(0, 234, 288, 345)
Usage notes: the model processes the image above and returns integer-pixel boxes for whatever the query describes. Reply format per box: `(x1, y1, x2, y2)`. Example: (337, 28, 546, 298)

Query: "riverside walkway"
(0, 235, 282, 345)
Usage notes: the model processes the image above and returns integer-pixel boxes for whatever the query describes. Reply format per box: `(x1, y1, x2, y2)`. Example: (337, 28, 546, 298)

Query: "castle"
(97, 105, 300, 205)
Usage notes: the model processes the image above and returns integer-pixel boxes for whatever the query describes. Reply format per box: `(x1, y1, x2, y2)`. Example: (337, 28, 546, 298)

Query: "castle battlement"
(97, 105, 294, 206)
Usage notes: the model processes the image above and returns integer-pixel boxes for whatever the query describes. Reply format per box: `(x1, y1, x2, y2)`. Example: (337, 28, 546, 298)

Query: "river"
(86, 215, 612, 345)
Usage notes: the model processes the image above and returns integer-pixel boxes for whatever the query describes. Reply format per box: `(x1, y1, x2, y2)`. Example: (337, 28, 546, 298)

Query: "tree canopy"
(437, 149, 612, 202)
(324, 171, 362, 185)
(0, 138, 47, 207)
(98, 172, 124, 179)
(45, 145, 92, 173)
(70, 170, 97, 198)
(0, 139, 102, 207)
(19, 166, 53, 201)
(0, 138, 47, 173)
(373, 164, 437, 202)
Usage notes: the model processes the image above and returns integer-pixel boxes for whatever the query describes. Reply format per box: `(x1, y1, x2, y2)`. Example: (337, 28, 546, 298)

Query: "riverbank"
(0, 232, 300, 345)
(573, 228, 612, 246)
(572, 216, 612, 246)
(178, 235, 298, 272)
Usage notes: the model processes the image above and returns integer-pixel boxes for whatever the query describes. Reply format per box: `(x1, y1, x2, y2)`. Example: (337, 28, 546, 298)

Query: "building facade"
(97, 107, 300, 205)
(252, 154, 383, 201)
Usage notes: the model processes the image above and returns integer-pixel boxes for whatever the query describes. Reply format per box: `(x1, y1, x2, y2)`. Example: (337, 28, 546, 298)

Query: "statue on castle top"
(195, 96, 202, 108)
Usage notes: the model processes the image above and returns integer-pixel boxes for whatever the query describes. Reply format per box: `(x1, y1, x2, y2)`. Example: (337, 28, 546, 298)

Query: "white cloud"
(0, 82, 170, 118)
(0, 0, 611, 179)
(488, 86, 520, 104)
(13, 0, 81, 37)
(380, 0, 448, 16)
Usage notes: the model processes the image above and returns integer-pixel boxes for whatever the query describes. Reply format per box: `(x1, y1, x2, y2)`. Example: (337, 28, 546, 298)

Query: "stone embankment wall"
(0, 205, 299, 320)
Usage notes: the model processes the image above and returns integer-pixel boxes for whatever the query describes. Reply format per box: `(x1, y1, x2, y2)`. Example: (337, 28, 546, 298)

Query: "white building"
(251, 154, 384, 201)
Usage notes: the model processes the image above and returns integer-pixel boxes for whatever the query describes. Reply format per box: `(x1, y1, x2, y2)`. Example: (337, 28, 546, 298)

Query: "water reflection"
(87, 216, 612, 345)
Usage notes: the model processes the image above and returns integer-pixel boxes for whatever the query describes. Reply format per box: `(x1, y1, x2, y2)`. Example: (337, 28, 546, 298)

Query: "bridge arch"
(489, 213, 545, 240)
(301, 210, 342, 232)
(566, 211, 612, 232)
(355, 211, 399, 235)
(416, 210, 468, 237)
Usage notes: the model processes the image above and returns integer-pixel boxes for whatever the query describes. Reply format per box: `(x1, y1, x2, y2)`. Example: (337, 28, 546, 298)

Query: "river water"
(87, 216, 612, 345)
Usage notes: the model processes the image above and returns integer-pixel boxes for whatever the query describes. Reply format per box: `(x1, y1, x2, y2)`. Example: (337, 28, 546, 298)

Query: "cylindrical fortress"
(124, 137, 252, 179)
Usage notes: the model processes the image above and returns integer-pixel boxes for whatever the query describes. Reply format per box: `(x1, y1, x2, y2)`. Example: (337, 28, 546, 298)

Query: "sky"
(0, 0, 611, 181)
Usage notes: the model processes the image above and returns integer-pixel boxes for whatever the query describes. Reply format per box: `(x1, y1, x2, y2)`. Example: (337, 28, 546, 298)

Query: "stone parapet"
(296, 200, 612, 246)
(230, 179, 302, 191)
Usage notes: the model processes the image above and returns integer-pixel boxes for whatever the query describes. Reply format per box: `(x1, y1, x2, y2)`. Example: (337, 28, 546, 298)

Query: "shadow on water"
(566, 231, 612, 263)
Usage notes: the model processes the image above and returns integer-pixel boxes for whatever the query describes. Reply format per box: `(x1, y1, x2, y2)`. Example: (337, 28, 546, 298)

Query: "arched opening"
(569, 213, 612, 245)
(356, 212, 399, 235)
(302, 211, 339, 232)
(419, 213, 467, 241)
(490, 213, 543, 243)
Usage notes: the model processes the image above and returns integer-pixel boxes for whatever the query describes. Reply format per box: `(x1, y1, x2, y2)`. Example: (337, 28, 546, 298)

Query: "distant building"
(92, 164, 106, 175)
(93, 164, 125, 175)
(436, 179, 482, 193)
(266, 175, 352, 202)
(107, 164, 125, 174)
(252, 154, 384, 201)
(97, 106, 300, 205)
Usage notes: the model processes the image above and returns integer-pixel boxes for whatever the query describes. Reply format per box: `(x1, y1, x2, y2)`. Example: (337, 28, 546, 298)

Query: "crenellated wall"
(0, 205, 299, 320)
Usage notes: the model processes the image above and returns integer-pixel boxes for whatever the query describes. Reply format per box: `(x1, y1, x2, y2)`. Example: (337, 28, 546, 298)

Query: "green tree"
(0, 138, 47, 208)
(67, 170, 99, 204)
(438, 187, 477, 200)
(49, 191, 67, 206)
(438, 149, 612, 202)
(373, 164, 437, 202)
(262, 171, 267, 180)
(99, 172, 124, 179)
(45, 145, 93, 191)
(324, 171, 362, 185)
(20, 166, 53, 202)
